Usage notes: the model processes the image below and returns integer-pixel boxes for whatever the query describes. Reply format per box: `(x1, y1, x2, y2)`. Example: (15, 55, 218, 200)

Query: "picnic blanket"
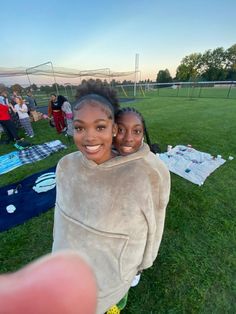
(159, 145, 226, 186)
(0, 166, 56, 232)
(19, 140, 67, 164)
(0, 140, 66, 175)
(0, 151, 23, 175)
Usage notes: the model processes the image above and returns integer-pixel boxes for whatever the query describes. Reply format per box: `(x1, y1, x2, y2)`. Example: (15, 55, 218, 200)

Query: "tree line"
(156, 44, 236, 83)
(2, 44, 236, 92)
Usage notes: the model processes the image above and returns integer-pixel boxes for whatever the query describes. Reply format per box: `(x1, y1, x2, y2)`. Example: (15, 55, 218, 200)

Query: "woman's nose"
(84, 129, 96, 141)
(124, 131, 133, 142)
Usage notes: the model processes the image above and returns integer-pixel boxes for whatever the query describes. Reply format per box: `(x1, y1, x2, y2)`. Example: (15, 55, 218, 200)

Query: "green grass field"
(115, 85, 236, 100)
(0, 95, 235, 313)
(22, 84, 236, 108)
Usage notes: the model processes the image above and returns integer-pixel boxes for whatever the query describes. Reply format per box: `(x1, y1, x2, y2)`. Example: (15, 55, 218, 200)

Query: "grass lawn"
(0, 95, 235, 313)
(117, 85, 236, 100)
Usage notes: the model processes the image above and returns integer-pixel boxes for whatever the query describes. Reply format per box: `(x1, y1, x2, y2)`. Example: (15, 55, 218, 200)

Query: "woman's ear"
(112, 123, 118, 137)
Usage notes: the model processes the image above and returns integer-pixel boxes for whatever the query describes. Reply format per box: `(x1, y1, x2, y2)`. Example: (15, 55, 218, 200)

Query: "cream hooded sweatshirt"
(52, 144, 170, 314)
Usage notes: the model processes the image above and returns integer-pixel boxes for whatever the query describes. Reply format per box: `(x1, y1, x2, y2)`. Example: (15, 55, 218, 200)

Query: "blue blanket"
(0, 140, 66, 175)
(0, 151, 23, 175)
(0, 166, 56, 232)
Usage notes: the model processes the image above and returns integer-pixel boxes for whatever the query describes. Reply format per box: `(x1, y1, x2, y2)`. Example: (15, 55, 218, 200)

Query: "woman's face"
(114, 112, 144, 156)
(73, 102, 117, 164)
(15, 97, 21, 104)
(51, 95, 57, 102)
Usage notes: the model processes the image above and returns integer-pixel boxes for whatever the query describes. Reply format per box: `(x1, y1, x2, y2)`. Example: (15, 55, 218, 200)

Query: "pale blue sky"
(1, 0, 236, 83)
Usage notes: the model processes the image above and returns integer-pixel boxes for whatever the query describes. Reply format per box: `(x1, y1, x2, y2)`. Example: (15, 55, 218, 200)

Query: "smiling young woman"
(73, 99, 117, 165)
(52, 80, 170, 314)
(114, 110, 144, 156)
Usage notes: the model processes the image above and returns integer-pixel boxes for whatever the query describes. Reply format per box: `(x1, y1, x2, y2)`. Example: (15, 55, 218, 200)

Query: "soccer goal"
(25, 61, 58, 94)
(26, 61, 59, 105)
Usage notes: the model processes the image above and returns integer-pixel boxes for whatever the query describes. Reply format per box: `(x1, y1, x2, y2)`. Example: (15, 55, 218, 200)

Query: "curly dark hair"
(57, 95, 68, 107)
(115, 107, 161, 154)
(75, 79, 120, 115)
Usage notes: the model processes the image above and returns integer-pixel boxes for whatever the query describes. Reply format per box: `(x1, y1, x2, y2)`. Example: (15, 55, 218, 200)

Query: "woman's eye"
(134, 129, 142, 135)
(118, 127, 124, 134)
(97, 125, 106, 131)
(74, 126, 84, 132)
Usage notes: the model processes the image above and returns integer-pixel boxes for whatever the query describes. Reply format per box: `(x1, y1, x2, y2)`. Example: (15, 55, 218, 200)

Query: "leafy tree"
(29, 84, 38, 91)
(156, 69, 172, 83)
(225, 44, 236, 80)
(0, 83, 7, 93)
(175, 64, 191, 81)
(51, 83, 59, 94)
(175, 44, 236, 82)
(200, 47, 227, 81)
(175, 53, 202, 81)
(110, 79, 117, 87)
(121, 80, 133, 84)
(11, 84, 23, 94)
(40, 85, 52, 95)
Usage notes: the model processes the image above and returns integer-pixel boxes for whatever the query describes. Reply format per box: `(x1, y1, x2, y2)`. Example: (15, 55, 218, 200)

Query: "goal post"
(26, 61, 59, 94)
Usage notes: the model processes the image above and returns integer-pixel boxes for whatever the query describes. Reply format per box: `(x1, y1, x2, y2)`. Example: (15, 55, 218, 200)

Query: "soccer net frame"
(26, 61, 59, 94)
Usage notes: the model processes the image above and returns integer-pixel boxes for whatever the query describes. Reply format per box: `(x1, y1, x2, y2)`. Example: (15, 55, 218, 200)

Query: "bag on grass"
(30, 111, 43, 122)
(14, 139, 32, 150)
(150, 143, 161, 154)
(49, 118, 55, 128)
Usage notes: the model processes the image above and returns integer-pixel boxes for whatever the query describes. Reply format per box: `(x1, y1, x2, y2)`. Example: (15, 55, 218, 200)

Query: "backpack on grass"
(14, 139, 32, 150)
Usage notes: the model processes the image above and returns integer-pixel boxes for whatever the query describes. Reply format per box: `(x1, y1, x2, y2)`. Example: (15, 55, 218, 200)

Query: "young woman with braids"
(104, 107, 162, 313)
(52, 80, 170, 314)
(114, 107, 161, 156)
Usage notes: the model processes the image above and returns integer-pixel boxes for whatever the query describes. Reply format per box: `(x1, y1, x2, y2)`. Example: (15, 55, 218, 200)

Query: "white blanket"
(159, 145, 226, 186)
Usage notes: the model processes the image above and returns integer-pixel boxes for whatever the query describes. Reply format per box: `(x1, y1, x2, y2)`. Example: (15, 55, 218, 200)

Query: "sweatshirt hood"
(80, 143, 151, 169)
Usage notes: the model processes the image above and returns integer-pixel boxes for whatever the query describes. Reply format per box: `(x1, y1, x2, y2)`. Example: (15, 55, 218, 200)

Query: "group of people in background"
(0, 85, 74, 144)
(0, 88, 38, 143)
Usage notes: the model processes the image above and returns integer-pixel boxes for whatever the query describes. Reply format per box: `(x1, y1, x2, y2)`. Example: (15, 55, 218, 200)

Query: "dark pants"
(0, 119, 20, 141)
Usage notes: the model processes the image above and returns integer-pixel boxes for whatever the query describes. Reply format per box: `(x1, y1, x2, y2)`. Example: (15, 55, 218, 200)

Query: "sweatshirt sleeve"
(138, 157, 171, 271)
(52, 161, 63, 241)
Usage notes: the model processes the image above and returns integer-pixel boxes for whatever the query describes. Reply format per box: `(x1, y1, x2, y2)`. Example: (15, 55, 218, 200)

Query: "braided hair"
(115, 107, 161, 154)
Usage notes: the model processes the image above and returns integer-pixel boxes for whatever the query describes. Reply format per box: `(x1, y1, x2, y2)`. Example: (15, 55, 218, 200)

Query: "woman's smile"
(84, 144, 102, 153)
(73, 103, 117, 164)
